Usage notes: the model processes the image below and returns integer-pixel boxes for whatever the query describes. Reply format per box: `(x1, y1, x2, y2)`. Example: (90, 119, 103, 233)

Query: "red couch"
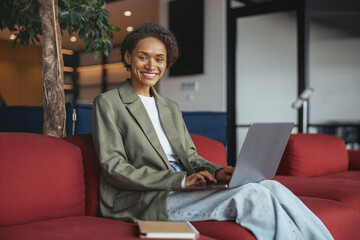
(0, 132, 359, 239)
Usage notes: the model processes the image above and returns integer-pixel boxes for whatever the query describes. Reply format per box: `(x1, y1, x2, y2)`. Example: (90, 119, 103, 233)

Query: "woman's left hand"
(215, 166, 234, 184)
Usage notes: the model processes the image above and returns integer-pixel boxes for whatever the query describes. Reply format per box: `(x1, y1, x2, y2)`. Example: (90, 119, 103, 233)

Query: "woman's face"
(125, 37, 167, 95)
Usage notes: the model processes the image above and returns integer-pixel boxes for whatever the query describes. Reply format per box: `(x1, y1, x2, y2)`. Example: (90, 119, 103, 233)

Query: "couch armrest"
(348, 150, 360, 170)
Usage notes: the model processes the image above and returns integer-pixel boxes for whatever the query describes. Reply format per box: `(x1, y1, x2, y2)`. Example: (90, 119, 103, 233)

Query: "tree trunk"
(38, 0, 66, 138)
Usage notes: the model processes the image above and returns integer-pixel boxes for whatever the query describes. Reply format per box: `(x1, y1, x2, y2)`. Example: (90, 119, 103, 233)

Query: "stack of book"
(138, 220, 199, 239)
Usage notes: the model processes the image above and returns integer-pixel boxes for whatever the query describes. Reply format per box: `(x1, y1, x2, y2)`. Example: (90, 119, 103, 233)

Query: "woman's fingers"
(185, 171, 217, 187)
(215, 166, 235, 183)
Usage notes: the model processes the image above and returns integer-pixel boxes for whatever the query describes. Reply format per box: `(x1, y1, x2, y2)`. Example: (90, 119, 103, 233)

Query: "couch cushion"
(0, 216, 215, 240)
(316, 171, 360, 181)
(348, 150, 360, 170)
(190, 134, 227, 167)
(64, 134, 100, 217)
(277, 134, 349, 177)
(0, 133, 85, 227)
(274, 176, 360, 211)
(299, 196, 360, 240)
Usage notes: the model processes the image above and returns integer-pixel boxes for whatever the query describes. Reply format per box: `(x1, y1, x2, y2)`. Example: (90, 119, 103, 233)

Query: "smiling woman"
(91, 23, 333, 240)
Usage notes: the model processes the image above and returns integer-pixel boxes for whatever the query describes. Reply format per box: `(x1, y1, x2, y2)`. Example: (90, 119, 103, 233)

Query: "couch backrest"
(277, 133, 349, 177)
(0, 103, 74, 136)
(182, 112, 227, 146)
(64, 133, 101, 217)
(190, 134, 228, 167)
(63, 133, 228, 217)
(0, 133, 85, 227)
(74, 104, 93, 134)
(69, 104, 227, 146)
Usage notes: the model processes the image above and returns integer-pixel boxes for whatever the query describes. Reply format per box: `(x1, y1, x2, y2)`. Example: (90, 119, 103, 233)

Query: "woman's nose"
(146, 59, 156, 71)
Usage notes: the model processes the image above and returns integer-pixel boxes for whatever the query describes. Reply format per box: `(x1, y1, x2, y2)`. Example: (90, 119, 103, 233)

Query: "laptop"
(174, 122, 294, 191)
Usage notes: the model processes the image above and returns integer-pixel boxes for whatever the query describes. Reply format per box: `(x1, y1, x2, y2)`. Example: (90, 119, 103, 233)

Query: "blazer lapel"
(153, 90, 193, 171)
(118, 80, 171, 169)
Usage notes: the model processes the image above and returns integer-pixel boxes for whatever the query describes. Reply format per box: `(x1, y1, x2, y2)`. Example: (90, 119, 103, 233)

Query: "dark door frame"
(226, 0, 310, 165)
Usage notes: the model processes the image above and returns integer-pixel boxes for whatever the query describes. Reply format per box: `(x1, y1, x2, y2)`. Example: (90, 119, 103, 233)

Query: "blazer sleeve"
(184, 123, 224, 175)
(92, 94, 186, 191)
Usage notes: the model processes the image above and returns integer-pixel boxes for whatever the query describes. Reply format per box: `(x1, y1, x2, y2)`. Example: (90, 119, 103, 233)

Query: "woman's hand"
(185, 171, 217, 187)
(215, 166, 234, 184)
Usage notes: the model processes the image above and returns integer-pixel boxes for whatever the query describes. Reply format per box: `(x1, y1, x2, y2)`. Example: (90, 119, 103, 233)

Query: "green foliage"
(0, 0, 42, 49)
(58, 0, 119, 58)
(0, 0, 119, 58)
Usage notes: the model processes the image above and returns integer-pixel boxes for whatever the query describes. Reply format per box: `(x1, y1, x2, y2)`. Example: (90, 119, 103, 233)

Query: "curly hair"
(120, 22, 179, 70)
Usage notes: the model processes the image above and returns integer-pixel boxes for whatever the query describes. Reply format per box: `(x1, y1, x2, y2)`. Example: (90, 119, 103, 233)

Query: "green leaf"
(70, 11, 76, 24)
(75, 11, 84, 21)
(86, 11, 97, 19)
(112, 26, 120, 32)
(103, 47, 110, 57)
(101, 9, 110, 17)
(106, 40, 113, 49)
(93, 51, 99, 59)
(66, 0, 72, 7)
(60, 11, 70, 17)
(101, 1, 106, 9)
(24, 10, 33, 21)
(67, 27, 73, 37)
(11, 39, 17, 49)
(28, 27, 35, 37)
(79, 28, 85, 38)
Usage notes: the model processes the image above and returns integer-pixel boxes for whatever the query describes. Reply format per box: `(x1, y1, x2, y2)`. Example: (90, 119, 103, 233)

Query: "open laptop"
(174, 122, 294, 191)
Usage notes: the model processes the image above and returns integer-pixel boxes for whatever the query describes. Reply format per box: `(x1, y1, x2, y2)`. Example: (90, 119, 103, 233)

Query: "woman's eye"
(156, 58, 164, 62)
(139, 56, 146, 60)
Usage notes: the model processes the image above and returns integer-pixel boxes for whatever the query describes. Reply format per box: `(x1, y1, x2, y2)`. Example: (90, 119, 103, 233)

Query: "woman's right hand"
(185, 171, 217, 187)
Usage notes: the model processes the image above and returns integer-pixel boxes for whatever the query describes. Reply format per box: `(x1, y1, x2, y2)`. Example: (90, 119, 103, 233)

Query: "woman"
(92, 23, 333, 240)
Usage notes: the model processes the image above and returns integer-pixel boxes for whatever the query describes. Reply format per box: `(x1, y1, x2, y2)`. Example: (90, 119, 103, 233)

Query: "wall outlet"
(182, 81, 199, 91)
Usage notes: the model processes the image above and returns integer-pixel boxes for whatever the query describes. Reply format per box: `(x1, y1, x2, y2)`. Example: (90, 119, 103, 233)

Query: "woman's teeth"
(143, 73, 156, 77)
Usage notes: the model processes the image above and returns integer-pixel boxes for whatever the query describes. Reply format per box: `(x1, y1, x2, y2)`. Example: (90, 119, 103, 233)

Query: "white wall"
(235, 12, 298, 154)
(309, 25, 360, 123)
(235, 12, 298, 125)
(158, 0, 227, 111)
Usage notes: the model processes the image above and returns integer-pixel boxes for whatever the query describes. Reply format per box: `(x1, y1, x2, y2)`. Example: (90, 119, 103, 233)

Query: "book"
(138, 220, 199, 239)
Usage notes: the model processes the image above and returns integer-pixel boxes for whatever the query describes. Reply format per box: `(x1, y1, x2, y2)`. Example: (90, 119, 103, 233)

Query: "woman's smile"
(142, 72, 158, 79)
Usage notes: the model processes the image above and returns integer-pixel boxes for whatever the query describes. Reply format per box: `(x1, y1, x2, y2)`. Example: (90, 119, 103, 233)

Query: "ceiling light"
(70, 36, 77, 42)
(126, 26, 134, 32)
(9, 34, 16, 40)
(124, 11, 132, 16)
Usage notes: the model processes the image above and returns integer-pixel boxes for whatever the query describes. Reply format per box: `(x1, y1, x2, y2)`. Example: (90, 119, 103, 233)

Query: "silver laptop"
(174, 122, 294, 191)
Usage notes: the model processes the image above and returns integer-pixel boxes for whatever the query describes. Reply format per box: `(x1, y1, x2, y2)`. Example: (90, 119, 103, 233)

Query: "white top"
(138, 94, 180, 163)
(138, 94, 185, 188)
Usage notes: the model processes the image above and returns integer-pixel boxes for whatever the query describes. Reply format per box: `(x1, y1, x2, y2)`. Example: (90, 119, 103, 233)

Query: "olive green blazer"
(92, 79, 223, 222)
